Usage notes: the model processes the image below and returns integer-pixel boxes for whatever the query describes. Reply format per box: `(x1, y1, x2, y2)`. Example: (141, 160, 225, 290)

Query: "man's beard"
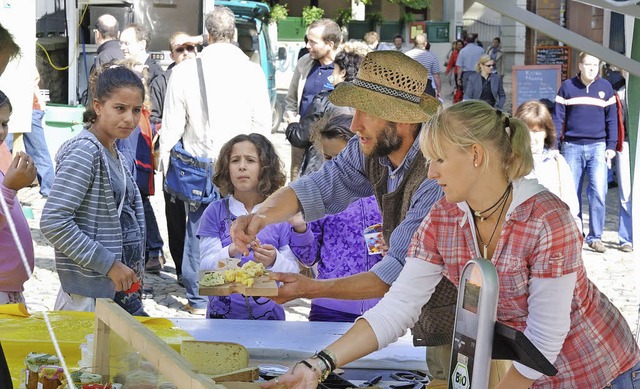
(369, 122, 402, 158)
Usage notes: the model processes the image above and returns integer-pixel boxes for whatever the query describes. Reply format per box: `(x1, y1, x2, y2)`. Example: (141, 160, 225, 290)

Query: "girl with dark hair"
(288, 112, 384, 322)
(286, 42, 370, 178)
(41, 65, 147, 316)
(197, 134, 301, 320)
(0, 90, 37, 306)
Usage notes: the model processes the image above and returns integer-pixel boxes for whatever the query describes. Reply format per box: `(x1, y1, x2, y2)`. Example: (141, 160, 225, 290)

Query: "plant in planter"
(336, 8, 353, 27)
(366, 11, 384, 29)
(302, 6, 325, 27)
(269, 3, 289, 24)
(400, 12, 415, 25)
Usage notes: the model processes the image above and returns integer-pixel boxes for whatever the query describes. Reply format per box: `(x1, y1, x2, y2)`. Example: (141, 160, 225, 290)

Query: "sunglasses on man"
(175, 45, 196, 54)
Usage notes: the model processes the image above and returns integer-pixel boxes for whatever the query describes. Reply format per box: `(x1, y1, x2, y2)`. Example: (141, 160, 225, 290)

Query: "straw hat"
(329, 50, 441, 123)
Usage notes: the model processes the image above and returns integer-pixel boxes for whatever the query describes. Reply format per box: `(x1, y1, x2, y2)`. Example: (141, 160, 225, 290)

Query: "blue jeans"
(182, 204, 207, 309)
(615, 142, 633, 245)
(561, 141, 608, 244)
(5, 110, 55, 197)
(605, 360, 640, 388)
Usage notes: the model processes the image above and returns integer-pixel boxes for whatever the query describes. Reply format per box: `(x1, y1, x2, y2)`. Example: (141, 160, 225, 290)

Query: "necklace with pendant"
(472, 183, 512, 222)
(472, 184, 512, 258)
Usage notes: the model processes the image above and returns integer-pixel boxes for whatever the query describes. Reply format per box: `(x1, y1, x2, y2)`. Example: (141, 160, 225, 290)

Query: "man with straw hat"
(231, 51, 456, 379)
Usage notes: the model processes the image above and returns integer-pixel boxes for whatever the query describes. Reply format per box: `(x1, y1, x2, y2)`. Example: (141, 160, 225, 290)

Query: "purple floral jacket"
(290, 196, 383, 316)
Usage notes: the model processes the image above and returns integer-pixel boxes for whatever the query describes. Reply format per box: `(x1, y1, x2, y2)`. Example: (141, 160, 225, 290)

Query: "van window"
(237, 25, 260, 65)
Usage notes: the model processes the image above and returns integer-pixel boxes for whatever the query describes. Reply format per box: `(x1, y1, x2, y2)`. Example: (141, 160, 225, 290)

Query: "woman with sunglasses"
(463, 54, 506, 109)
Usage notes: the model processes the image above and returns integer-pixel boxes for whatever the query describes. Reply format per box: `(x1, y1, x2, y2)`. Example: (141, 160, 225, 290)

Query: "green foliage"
(269, 3, 289, 23)
(302, 6, 325, 26)
(366, 11, 384, 26)
(336, 8, 353, 27)
(400, 12, 415, 24)
(386, 0, 431, 9)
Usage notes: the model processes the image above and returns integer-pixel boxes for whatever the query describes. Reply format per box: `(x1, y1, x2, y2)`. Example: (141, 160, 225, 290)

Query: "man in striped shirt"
(553, 52, 618, 253)
(405, 33, 441, 98)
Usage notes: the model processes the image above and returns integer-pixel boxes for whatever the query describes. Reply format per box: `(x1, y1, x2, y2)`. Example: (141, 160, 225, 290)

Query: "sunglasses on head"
(175, 45, 196, 53)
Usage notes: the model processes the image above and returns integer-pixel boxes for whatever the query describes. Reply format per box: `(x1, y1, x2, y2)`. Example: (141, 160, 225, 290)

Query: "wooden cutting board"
(199, 258, 278, 296)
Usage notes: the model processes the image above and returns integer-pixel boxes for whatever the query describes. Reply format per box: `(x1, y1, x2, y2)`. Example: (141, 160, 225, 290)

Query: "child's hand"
(107, 261, 139, 292)
(252, 244, 277, 268)
(3, 152, 37, 191)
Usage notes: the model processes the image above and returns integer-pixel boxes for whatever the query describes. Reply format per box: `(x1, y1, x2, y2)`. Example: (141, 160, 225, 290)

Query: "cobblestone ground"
(19, 130, 639, 337)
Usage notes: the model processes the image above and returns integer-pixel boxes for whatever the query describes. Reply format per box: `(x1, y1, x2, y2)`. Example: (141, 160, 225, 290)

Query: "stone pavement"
(18, 130, 640, 337)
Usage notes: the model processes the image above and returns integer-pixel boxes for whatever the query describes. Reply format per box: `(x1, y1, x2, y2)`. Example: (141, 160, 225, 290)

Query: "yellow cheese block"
(210, 366, 260, 382)
(181, 340, 249, 375)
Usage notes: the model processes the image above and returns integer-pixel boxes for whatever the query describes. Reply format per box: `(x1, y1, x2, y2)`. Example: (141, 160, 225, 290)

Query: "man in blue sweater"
(553, 52, 618, 253)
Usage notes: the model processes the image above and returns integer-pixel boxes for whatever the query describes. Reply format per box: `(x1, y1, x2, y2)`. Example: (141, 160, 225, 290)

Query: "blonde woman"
(463, 54, 505, 109)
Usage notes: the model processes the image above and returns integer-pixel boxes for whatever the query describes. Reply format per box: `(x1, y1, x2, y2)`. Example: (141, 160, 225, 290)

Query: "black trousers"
(0, 342, 12, 389)
(424, 79, 437, 97)
(164, 190, 186, 277)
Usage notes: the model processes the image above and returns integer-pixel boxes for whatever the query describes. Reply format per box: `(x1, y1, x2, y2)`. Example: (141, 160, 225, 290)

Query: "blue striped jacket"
(41, 130, 145, 298)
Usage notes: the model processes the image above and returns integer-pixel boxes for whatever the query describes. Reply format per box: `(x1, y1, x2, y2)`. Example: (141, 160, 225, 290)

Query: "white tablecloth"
(171, 318, 427, 371)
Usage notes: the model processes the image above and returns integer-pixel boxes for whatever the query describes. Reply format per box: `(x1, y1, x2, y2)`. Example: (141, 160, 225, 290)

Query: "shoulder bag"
(163, 58, 218, 211)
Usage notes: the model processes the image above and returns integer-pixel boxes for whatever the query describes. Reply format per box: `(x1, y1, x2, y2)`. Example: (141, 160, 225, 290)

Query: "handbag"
(163, 58, 218, 211)
(164, 140, 217, 210)
(453, 86, 463, 104)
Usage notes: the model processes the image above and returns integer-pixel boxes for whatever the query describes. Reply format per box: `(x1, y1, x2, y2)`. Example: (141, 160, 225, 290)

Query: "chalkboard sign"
(512, 65, 562, 113)
(535, 46, 571, 81)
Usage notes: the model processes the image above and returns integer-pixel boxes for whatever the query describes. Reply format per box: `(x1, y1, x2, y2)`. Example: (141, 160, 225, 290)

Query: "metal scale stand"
(447, 258, 558, 389)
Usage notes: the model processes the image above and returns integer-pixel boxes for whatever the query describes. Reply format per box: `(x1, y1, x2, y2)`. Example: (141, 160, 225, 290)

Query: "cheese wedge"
(181, 341, 249, 375)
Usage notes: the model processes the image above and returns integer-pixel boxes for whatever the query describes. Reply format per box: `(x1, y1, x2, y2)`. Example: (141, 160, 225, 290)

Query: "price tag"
(451, 362, 470, 389)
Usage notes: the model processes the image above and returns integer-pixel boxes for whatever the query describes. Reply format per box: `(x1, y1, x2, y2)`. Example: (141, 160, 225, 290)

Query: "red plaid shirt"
(409, 189, 640, 388)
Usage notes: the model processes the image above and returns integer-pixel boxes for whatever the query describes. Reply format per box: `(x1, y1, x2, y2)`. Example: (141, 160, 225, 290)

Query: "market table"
(171, 318, 451, 388)
(1, 304, 439, 388)
(171, 318, 428, 372)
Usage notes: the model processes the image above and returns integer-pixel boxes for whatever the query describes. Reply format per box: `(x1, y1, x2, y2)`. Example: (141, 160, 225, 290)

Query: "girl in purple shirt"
(198, 134, 301, 320)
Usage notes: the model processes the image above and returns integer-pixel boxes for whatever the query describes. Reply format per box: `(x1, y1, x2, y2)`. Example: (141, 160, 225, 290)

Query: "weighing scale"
(448, 258, 558, 389)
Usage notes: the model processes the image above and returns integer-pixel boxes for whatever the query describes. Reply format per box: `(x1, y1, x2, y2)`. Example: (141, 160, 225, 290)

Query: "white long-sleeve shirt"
(199, 196, 300, 275)
(160, 42, 271, 171)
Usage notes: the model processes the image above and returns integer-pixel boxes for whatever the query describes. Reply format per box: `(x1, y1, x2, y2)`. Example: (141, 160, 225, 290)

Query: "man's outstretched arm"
(231, 186, 302, 255)
(269, 270, 391, 305)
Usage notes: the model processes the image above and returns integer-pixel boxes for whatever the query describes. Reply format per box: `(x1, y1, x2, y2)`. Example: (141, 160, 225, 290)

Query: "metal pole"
(66, 0, 78, 105)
